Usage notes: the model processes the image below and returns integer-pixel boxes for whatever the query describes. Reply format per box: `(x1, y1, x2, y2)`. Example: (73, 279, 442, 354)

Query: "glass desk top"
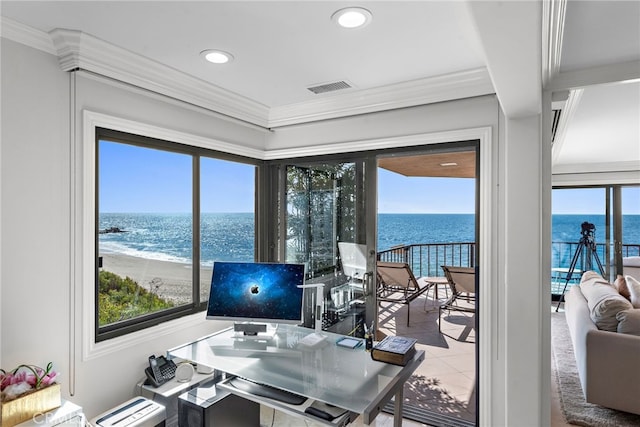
(167, 324, 424, 415)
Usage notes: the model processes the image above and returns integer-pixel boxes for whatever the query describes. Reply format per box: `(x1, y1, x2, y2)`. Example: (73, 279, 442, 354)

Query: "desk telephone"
(145, 355, 177, 387)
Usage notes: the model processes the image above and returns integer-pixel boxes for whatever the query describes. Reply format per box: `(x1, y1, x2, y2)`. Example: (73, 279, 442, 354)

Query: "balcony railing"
(377, 241, 640, 279)
(552, 241, 640, 267)
(377, 242, 476, 277)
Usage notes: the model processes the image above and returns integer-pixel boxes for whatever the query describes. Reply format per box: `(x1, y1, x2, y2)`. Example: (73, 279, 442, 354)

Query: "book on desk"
(371, 336, 417, 366)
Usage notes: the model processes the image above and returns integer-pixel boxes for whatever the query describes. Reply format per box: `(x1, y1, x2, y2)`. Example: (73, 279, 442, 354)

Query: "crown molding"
(49, 29, 270, 128)
(551, 88, 583, 164)
(1, 17, 56, 54)
(542, 0, 566, 87)
(547, 60, 640, 92)
(5, 20, 495, 130)
(553, 169, 640, 186)
(267, 68, 494, 128)
(553, 160, 640, 176)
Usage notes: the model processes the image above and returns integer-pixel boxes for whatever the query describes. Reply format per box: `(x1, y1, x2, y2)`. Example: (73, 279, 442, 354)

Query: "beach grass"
(99, 253, 213, 315)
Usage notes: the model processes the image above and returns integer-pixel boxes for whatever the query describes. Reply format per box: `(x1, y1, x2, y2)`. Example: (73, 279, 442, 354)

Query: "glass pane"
(98, 140, 192, 327)
(622, 186, 640, 258)
(377, 171, 477, 276)
(285, 163, 366, 334)
(200, 157, 256, 304)
(551, 188, 608, 294)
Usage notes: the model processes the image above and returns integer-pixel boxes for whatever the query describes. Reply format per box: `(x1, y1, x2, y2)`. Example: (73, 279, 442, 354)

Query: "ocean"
(99, 213, 640, 268)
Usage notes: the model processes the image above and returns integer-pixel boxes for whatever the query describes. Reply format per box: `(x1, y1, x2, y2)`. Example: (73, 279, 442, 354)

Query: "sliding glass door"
(551, 184, 640, 284)
(266, 159, 377, 336)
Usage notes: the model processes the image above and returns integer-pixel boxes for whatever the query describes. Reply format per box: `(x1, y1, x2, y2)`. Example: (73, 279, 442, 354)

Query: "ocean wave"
(99, 242, 192, 265)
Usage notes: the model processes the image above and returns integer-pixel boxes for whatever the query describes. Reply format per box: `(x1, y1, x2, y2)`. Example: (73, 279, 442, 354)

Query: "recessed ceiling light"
(201, 49, 234, 64)
(331, 7, 372, 29)
(440, 162, 458, 167)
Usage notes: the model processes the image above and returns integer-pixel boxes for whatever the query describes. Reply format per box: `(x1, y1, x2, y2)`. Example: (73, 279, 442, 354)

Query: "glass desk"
(168, 324, 424, 426)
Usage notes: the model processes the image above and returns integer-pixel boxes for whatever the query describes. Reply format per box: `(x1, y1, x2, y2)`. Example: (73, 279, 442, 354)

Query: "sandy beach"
(100, 253, 213, 305)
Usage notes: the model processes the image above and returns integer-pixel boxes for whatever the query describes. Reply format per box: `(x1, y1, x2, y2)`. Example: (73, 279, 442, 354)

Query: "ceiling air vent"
(307, 80, 352, 95)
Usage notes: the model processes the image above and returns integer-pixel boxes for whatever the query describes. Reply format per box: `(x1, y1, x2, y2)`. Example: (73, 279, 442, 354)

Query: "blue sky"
(377, 168, 476, 213)
(100, 141, 639, 214)
(553, 187, 640, 215)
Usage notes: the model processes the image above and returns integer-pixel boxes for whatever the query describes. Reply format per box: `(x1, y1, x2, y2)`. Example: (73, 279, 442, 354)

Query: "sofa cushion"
(616, 309, 640, 336)
(614, 275, 631, 300)
(580, 271, 633, 331)
(625, 275, 640, 308)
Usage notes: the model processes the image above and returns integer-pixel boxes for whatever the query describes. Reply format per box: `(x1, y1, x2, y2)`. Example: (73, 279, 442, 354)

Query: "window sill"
(83, 311, 228, 361)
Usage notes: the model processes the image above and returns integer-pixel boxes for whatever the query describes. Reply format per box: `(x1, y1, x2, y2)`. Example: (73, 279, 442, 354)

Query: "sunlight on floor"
(376, 287, 476, 424)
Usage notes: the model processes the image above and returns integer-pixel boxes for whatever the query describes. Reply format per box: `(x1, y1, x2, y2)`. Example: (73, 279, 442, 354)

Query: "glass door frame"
(262, 155, 378, 332)
(263, 140, 481, 425)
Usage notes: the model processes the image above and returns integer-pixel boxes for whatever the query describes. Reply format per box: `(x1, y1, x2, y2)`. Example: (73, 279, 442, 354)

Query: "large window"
(551, 184, 640, 291)
(96, 128, 256, 341)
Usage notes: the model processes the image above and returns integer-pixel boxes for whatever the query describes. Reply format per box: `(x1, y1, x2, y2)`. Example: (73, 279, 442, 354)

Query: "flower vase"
(0, 383, 61, 427)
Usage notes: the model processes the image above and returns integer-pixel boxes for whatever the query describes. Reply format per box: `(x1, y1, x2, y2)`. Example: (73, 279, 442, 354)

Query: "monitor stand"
(232, 323, 275, 340)
(234, 322, 266, 336)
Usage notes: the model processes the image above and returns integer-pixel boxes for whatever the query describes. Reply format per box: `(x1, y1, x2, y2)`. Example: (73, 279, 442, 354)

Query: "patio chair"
(376, 261, 432, 326)
(439, 265, 476, 332)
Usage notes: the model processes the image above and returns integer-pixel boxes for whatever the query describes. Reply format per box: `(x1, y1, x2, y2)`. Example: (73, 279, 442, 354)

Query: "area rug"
(551, 312, 640, 426)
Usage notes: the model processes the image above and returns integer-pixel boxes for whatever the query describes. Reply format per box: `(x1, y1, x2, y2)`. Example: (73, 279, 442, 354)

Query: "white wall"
(503, 115, 546, 424)
(2, 38, 549, 425)
(1, 37, 70, 382)
(0, 39, 268, 418)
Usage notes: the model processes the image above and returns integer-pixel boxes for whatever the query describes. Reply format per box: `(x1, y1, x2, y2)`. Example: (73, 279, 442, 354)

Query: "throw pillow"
(625, 275, 640, 309)
(615, 274, 631, 300)
(580, 272, 633, 331)
(616, 309, 640, 336)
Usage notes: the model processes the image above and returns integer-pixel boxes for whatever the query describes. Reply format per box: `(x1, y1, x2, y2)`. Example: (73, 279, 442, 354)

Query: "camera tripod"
(555, 230, 605, 312)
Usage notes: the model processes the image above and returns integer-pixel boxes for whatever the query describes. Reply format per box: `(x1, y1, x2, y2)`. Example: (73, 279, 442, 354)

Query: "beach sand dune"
(100, 253, 212, 304)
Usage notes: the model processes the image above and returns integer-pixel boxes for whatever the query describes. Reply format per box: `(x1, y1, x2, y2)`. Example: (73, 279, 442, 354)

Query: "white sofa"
(564, 272, 640, 415)
(623, 256, 640, 281)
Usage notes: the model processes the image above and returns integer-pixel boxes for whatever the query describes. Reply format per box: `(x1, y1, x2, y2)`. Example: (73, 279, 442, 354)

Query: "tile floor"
(376, 287, 476, 424)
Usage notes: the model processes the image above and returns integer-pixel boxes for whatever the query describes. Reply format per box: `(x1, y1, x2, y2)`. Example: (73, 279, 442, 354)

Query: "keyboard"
(227, 377, 306, 405)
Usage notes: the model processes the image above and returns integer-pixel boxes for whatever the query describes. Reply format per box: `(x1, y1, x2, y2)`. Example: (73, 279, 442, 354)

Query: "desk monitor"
(206, 262, 305, 335)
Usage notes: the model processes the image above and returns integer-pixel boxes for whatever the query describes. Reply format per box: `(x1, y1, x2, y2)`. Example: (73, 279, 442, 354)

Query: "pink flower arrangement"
(0, 362, 59, 402)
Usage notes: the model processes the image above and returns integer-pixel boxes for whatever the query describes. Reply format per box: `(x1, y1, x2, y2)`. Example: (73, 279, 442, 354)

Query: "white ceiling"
(552, 1, 640, 177)
(1, 1, 639, 176)
(1, 1, 487, 108)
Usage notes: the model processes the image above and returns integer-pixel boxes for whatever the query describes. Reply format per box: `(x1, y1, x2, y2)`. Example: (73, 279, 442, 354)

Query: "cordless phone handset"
(149, 355, 163, 383)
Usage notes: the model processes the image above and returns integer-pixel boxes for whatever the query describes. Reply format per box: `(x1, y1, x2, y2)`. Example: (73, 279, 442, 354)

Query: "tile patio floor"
(376, 285, 476, 425)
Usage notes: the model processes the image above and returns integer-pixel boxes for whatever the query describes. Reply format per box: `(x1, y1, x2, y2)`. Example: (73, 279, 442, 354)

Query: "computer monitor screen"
(206, 262, 305, 326)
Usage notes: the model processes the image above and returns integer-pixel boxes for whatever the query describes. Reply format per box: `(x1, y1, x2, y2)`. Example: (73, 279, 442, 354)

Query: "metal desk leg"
(393, 387, 404, 427)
